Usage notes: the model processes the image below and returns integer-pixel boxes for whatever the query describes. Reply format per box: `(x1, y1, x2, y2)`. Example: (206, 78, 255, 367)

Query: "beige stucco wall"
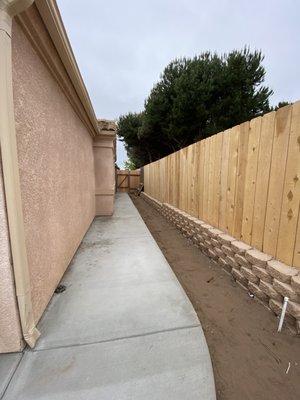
(0, 158, 23, 353)
(94, 136, 116, 216)
(11, 21, 95, 323)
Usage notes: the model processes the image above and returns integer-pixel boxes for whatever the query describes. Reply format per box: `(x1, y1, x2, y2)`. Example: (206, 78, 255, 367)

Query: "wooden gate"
(116, 170, 141, 193)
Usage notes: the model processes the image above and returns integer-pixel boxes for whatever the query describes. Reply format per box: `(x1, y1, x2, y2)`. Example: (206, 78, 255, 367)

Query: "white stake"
(277, 296, 289, 333)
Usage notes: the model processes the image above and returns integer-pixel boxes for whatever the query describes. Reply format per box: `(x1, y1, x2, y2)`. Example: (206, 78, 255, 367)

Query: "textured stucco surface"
(12, 21, 95, 323)
(94, 137, 115, 215)
(0, 158, 23, 353)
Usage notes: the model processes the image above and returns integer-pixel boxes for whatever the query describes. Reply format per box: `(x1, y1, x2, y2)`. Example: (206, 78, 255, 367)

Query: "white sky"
(57, 0, 300, 168)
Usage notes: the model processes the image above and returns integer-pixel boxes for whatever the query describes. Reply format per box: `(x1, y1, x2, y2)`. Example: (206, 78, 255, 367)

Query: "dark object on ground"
(134, 183, 144, 196)
(131, 194, 300, 400)
(54, 284, 66, 294)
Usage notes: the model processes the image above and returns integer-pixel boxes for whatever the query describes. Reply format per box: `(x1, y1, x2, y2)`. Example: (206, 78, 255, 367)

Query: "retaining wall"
(141, 192, 300, 333)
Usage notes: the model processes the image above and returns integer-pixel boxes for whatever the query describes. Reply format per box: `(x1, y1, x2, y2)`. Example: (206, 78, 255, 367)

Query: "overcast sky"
(57, 0, 300, 168)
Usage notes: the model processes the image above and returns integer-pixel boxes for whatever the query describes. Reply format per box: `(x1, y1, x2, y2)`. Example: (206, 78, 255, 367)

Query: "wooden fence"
(116, 169, 141, 192)
(143, 102, 300, 268)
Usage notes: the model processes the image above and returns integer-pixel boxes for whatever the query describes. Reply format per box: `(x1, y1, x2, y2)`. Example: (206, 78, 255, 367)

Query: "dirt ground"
(131, 194, 300, 400)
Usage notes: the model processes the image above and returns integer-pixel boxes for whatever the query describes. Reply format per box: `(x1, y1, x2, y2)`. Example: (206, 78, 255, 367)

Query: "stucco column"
(93, 120, 116, 216)
(0, 0, 40, 348)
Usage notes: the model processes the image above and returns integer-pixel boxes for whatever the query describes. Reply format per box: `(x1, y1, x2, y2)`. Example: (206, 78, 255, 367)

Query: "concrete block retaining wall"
(141, 192, 300, 334)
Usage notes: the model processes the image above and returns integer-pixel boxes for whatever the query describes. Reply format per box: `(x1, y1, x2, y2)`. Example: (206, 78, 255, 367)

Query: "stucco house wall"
(0, 0, 116, 353)
(11, 18, 95, 324)
(0, 160, 23, 352)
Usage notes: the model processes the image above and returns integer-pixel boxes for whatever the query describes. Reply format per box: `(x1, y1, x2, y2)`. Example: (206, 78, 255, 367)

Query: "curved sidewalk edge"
(1, 193, 216, 400)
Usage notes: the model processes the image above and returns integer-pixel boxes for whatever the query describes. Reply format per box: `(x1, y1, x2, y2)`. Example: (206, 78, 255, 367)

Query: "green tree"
(273, 101, 290, 111)
(123, 159, 137, 170)
(118, 48, 274, 167)
(117, 112, 147, 167)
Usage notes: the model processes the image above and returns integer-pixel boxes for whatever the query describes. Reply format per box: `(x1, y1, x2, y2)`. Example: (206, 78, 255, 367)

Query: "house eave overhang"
(18, 0, 100, 137)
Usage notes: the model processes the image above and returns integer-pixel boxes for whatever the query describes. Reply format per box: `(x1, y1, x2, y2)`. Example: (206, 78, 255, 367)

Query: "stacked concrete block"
(191, 220, 205, 246)
(232, 268, 248, 287)
(141, 193, 300, 333)
(247, 282, 269, 302)
(240, 267, 259, 284)
(265, 260, 300, 326)
(141, 192, 162, 212)
(259, 280, 282, 302)
(252, 265, 273, 284)
(206, 228, 222, 260)
(266, 260, 298, 282)
(215, 234, 235, 274)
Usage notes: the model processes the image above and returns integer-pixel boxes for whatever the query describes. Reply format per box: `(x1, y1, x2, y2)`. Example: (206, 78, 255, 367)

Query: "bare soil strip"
(131, 195, 300, 400)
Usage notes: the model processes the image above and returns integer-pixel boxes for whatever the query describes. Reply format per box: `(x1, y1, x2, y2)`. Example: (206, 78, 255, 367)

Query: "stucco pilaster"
(93, 121, 116, 216)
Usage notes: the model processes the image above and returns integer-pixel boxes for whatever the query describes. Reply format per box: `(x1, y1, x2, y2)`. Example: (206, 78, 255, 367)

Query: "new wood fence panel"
(263, 105, 292, 256)
(164, 156, 169, 203)
(166, 156, 170, 204)
(198, 140, 205, 219)
(179, 148, 188, 212)
(165, 156, 171, 205)
(194, 142, 201, 217)
(178, 150, 183, 210)
(241, 116, 262, 244)
(212, 133, 223, 227)
(251, 112, 275, 250)
(130, 171, 141, 191)
(187, 143, 199, 217)
(144, 165, 149, 193)
(152, 162, 156, 199)
(167, 154, 172, 205)
(146, 164, 151, 196)
(167, 154, 173, 205)
(148, 163, 152, 197)
(233, 121, 250, 239)
(159, 157, 166, 203)
(155, 161, 160, 201)
(171, 151, 180, 208)
(152, 162, 156, 198)
(219, 131, 230, 231)
(293, 213, 300, 268)
(157, 160, 161, 202)
(147, 164, 151, 196)
(208, 136, 215, 223)
(277, 102, 300, 265)
(143, 102, 300, 267)
(150, 162, 155, 198)
(202, 138, 210, 222)
(186, 145, 193, 215)
(226, 126, 240, 235)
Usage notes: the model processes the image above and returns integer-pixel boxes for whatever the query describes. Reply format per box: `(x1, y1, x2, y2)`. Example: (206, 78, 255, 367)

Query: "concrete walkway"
(0, 193, 215, 399)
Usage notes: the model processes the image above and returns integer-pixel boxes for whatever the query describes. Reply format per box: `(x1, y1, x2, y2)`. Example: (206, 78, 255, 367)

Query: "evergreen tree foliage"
(118, 48, 274, 168)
